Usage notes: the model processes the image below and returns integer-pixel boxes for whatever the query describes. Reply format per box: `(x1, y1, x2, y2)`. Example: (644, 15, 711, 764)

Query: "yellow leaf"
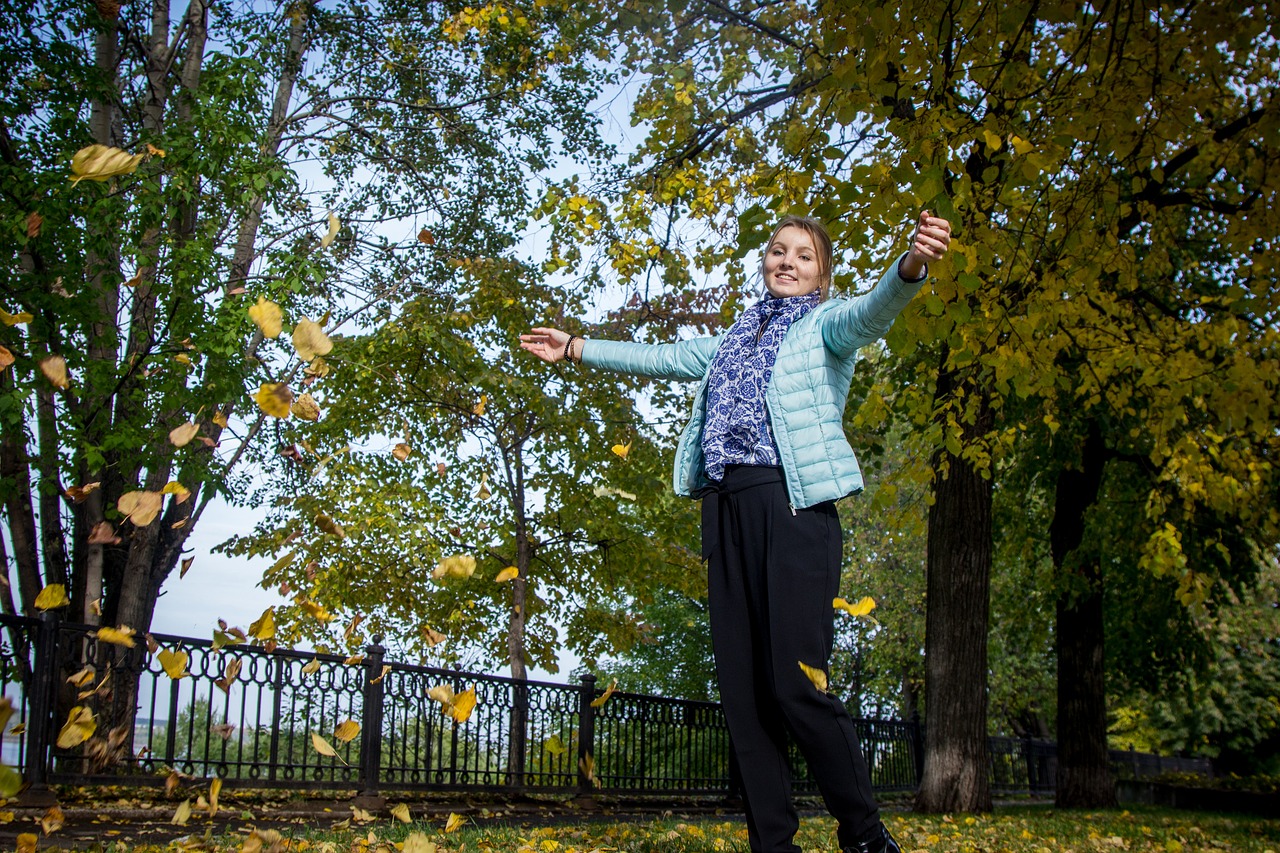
(291, 392, 321, 421)
(171, 799, 192, 826)
(392, 442, 412, 461)
(168, 422, 200, 447)
(66, 665, 95, 687)
(333, 720, 360, 743)
(445, 813, 465, 833)
(610, 441, 632, 459)
(302, 657, 321, 675)
(417, 228, 435, 245)
(344, 613, 364, 642)
(212, 411, 229, 428)
(315, 513, 346, 538)
(0, 345, 13, 373)
(208, 775, 222, 817)
(982, 129, 1003, 151)
(39, 354, 69, 389)
(96, 625, 137, 648)
(389, 803, 411, 823)
(579, 753, 597, 787)
(544, 734, 567, 756)
(34, 584, 69, 611)
(311, 732, 346, 764)
(320, 211, 340, 249)
(210, 723, 235, 740)
(0, 766, 21, 798)
(0, 308, 33, 326)
(254, 383, 293, 418)
(421, 625, 446, 647)
(16, 833, 36, 853)
(249, 297, 283, 338)
(432, 554, 476, 580)
(161, 481, 191, 502)
(342, 654, 364, 665)
(472, 394, 487, 416)
(56, 705, 96, 749)
(69, 143, 144, 184)
(833, 596, 877, 618)
(590, 679, 618, 709)
(118, 490, 163, 526)
(292, 318, 333, 362)
(448, 687, 476, 723)
(297, 597, 334, 623)
(495, 566, 519, 583)
(157, 648, 189, 679)
(304, 356, 330, 378)
(370, 664, 391, 684)
(248, 607, 276, 641)
(798, 660, 828, 693)
(215, 658, 241, 694)
(403, 834, 437, 853)
(427, 684, 455, 706)
(476, 471, 492, 500)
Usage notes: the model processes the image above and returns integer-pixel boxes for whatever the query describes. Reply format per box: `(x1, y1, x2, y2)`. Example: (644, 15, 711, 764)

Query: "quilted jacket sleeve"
(581, 336, 721, 381)
(821, 252, 928, 358)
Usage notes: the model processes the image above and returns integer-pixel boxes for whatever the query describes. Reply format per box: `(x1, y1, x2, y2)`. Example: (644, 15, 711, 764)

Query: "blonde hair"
(763, 215, 834, 300)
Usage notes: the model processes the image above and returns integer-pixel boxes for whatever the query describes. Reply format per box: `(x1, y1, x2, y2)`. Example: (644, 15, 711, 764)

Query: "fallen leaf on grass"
(445, 812, 465, 833)
(390, 802, 411, 823)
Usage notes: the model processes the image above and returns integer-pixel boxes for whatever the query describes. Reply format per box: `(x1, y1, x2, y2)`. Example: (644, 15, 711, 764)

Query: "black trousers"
(703, 465, 879, 853)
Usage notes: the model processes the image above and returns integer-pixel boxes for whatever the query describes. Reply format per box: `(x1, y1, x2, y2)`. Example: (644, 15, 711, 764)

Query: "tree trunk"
(916, 378, 993, 813)
(1050, 422, 1117, 807)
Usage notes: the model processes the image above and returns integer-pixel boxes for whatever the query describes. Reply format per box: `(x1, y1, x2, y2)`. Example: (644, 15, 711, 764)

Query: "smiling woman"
(519, 211, 951, 853)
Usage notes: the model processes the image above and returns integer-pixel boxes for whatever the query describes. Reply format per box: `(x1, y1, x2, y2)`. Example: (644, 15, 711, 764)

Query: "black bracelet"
(563, 335, 579, 363)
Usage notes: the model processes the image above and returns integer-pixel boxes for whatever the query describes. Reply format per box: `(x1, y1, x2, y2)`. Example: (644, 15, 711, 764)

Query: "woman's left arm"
(822, 211, 952, 356)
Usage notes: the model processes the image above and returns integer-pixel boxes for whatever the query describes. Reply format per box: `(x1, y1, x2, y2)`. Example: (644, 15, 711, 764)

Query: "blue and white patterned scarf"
(701, 291, 820, 481)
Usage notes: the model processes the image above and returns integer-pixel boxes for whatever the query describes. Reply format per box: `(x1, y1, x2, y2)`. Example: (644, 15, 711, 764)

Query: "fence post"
(909, 710, 925, 788)
(355, 635, 386, 809)
(575, 674, 597, 801)
(19, 611, 60, 806)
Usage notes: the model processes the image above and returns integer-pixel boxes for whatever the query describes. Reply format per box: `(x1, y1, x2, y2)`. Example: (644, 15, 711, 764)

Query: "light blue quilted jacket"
(582, 254, 926, 509)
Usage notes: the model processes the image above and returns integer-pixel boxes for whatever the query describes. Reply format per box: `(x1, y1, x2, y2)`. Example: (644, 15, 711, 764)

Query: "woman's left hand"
(899, 210, 952, 280)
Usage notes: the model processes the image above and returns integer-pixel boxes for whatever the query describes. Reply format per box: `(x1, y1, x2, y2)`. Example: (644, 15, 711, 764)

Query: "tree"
(0, 0, 609, 749)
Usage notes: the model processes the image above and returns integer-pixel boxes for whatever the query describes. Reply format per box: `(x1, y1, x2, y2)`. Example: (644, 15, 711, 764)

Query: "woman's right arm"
(519, 327, 718, 381)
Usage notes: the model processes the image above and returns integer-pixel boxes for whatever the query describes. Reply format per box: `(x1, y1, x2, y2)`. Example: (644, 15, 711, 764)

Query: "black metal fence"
(0, 611, 1210, 801)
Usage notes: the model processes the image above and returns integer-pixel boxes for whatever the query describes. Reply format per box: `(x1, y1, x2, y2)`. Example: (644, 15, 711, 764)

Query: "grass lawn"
(54, 804, 1273, 853)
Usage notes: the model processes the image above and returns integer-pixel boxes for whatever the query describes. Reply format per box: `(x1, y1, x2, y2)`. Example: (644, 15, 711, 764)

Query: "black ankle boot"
(842, 823, 901, 853)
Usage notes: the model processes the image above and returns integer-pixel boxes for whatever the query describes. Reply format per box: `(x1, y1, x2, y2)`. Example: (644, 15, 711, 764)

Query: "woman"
(520, 211, 951, 853)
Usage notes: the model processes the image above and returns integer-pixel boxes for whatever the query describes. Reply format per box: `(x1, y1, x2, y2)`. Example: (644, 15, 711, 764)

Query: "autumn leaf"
(180, 556, 194, 578)
(26, 211, 43, 238)
(96, 625, 137, 648)
(611, 441, 632, 459)
(0, 765, 22, 798)
(495, 566, 519, 583)
(579, 753, 597, 787)
(88, 521, 120, 545)
(65, 482, 101, 503)
(56, 705, 96, 748)
(544, 734, 568, 756)
(248, 607, 276, 641)
(249, 296, 283, 338)
(448, 687, 476, 723)
(333, 720, 360, 743)
(476, 472, 492, 500)
(169, 422, 200, 447)
(392, 442, 412, 461)
(291, 392, 321, 421)
(292, 318, 333, 363)
(301, 657, 321, 675)
(445, 812, 465, 833)
(342, 654, 363, 665)
(38, 355, 69, 389)
(156, 648, 189, 680)
(344, 613, 364, 642)
(433, 554, 476, 580)
(34, 584, 69, 611)
(208, 775, 222, 818)
(320, 211, 340, 249)
(370, 664, 391, 684)
(212, 411, 229, 428)
(66, 666, 95, 687)
(209, 723, 235, 740)
(311, 732, 347, 764)
(117, 490, 163, 526)
(590, 679, 618, 709)
(161, 481, 191, 502)
(296, 597, 334, 623)
(70, 144, 144, 184)
(798, 660, 828, 693)
(0, 345, 13, 373)
(833, 596, 877, 618)
(417, 228, 435, 245)
(40, 805, 64, 835)
(254, 383, 293, 418)
(390, 802, 412, 823)
(472, 394, 487, 416)
(171, 799, 192, 826)
(304, 356, 330, 378)
(421, 625, 446, 647)
(215, 658, 241, 694)
(16, 833, 35, 853)
(403, 833, 438, 853)
(0, 308, 33, 326)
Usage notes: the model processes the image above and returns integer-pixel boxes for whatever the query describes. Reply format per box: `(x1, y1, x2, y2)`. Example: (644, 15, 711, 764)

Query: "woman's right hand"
(519, 326, 573, 364)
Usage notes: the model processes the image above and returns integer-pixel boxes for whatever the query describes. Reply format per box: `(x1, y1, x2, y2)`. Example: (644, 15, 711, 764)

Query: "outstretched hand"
(519, 326, 573, 364)
(899, 210, 952, 280)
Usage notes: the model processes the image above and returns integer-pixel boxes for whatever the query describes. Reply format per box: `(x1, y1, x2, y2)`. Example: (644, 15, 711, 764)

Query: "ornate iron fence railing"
(0, 611, 1211, 802)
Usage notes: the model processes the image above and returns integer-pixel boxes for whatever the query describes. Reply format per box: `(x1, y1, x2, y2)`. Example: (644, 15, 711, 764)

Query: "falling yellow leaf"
(215, 658, 241, 694)
(180, 556, 195, 578)
(212, 411, 229, 428)
(421, 625, 446, 647)
(67, 666, 95, 687)
(0, 345, 13, 373)
(208, 775, 222, 818)
(171, 799, 192, 826)
(315, 513, 346, 538)
(248, 607, 276, 641)
(34, 584, 69, 611)
(39, 354, 69, 389)
(296, 597, 334, 623)
(417, 228, 435, 245)
(242, 829, 285, 853)
(301, 657, 321, 676)
(96, 625, 137, 648)
(333, 720, 360, 743)
(579, 753, 597, 787)
(248, 296, 283, 338)
(495, 566, 519, 583)
(118, 490, 163, 526)
(146, 143, 166, 158)
(40, 804, 64, 835)
(590, 679, 618, 709)
(544, 734, 568, 756)
(833, 596, 877, 618)
(370, 664, 391, 684)
(798, 660, 828, 693)
(56, 705, 96, 749)
(304, 356, 330, 378)
(343, 613, 364, 642)
(445, 812, 465, 833)
(448, 687, 476, 723)
(0, 308, 33, 326)
(70, 144, 144, 184)
(254, 382, 293, 418)
(471, 394, 487, 416)
(311, 732, 346, 764)
(161, 481, 191, 502)
(88, 521, 120, 545)
(292, 318, 333, 362)
(392, 442, 412, 461)
(403, 833, 438, 853)
(291, 392, 321, 421)
(156, 648, 189, 680)
(320, 211, 340, 249)
(432, 554, 476, 580)
(342, 654, 364, 665)
(0, 765, 22, 798)
(169, 422, 200, 447)
(611, 441, 632, 459)
(390, 802, 411, 823)
(476, 472, 491, 500)
(10, 724, 26, 736)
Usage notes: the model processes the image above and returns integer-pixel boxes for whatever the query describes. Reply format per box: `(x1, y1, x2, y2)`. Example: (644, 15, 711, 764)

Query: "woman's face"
(763, 225, 822, 298)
